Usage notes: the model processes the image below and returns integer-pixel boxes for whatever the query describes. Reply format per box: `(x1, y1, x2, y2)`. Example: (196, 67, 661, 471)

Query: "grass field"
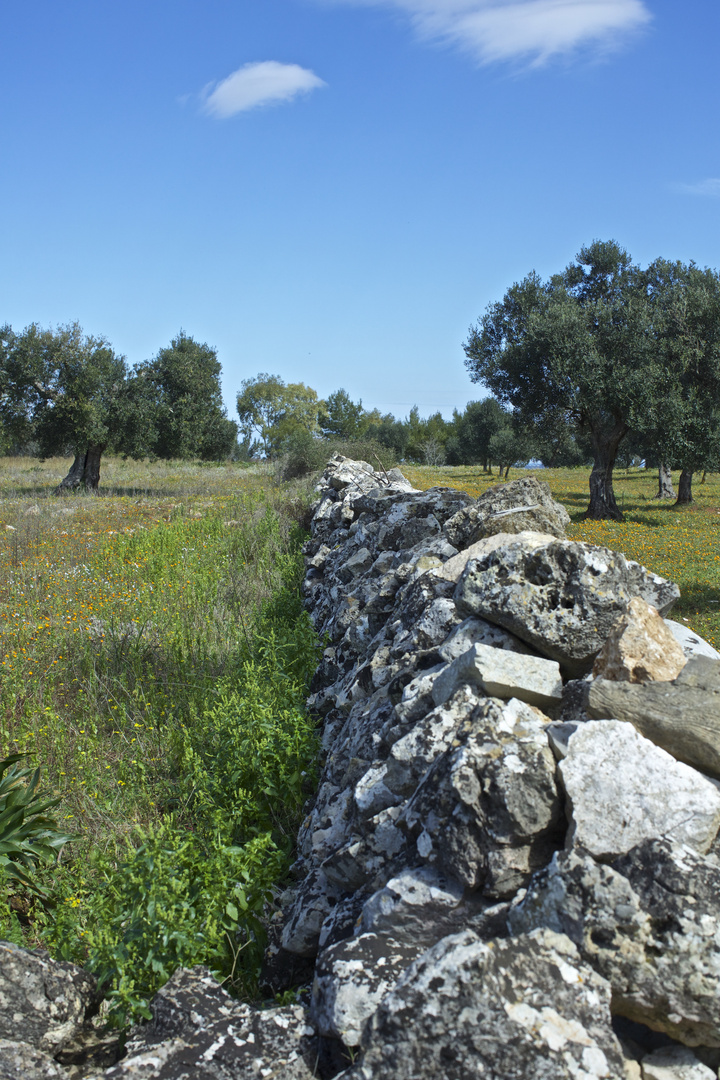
(0, 455, 319, 1017)
(0, 453, 718, 1017)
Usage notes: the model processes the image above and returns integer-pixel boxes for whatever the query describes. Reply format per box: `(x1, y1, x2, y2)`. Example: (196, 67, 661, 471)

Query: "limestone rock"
(431, 642, 563, 711)
(435, 529, 552, 583)
(358, 867, 481, 943)
(443, 476, 570, 549)
(593, 598, 687, 683)
(112, 967, 317, 1080)
(0, 1040, 65, 1080)
(641, 1047, 716, 1080)
(311, 933, 420, 1046)
(508, 840, 720, 1049)
(665, 620, 720, 661)
(456, 535, 680, 675)
(401, 696, 563, 897)
(558, 720, 720, 858)
(588, 656, 720, 779)
(0, 942, 97, 1055)
(340, 928, 626, 1080)
(437, 614, 533, 661)
(281, 869, 343, 956)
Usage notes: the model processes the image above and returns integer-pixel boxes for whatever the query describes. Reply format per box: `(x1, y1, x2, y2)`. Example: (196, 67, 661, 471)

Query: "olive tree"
(464, 241, 685, 520)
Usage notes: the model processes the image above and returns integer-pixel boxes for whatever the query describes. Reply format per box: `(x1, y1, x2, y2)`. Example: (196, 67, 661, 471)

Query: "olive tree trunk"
(585, 423, 628, 521)
(54, 446, 105, 495)
(654, 463, 675, 499)
(675, 468, 694, 505)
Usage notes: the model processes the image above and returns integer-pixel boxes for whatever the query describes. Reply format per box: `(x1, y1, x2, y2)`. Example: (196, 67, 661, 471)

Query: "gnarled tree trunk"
(654, 462, 675, 499)
(54, 446, 105, 495)
(585, 423, 628, 521)
(675, 468, 694, 505)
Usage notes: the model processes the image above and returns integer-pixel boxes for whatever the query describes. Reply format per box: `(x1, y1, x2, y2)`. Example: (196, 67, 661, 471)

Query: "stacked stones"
(1, 454, 719, 1080)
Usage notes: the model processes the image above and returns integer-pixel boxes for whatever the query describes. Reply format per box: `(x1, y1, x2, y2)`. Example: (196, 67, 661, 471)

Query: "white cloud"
(202, 61, 326, 118)
(322, 0, 651, 65)
(674, 178, 720, 198)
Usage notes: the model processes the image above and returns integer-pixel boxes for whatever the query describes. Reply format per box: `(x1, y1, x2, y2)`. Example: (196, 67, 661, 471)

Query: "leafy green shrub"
(279, 430, 398, 480)
(0, 754, 73, 896)
(83, 823, 285, 1026)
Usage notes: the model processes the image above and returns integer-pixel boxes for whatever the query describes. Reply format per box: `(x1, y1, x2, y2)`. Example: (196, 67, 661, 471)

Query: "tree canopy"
(1, 322, 129, 491)
(463, 240, 720, 519)
(236, 374, 323, 456)
(129, 332, 237, 462)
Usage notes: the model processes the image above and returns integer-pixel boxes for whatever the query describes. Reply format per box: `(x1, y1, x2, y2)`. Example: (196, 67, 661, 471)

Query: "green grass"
(0, 455, 319, 1019)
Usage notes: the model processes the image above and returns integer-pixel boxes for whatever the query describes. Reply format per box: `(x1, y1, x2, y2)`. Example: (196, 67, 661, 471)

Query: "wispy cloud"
(673, 178, 720, 198)
(201, 61, 326, 118)
(323, 0, 651, 65)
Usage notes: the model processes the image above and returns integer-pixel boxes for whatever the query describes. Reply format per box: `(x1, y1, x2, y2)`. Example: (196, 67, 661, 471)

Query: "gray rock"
(358, 867, 471, 942)
(641, 1046, 716, 1079)
(508, 840, 720, 1049)
(281, 869, 343, 956)
(340, 928, 626, 1080)
(311, 934, 420, 1046)
(431, 642, 563, 711)
(443, 476, 571, 549)
(0, 1040, 65, 1080)
(559, 720, 720, 858)
(665, 620, 720, 661)
(111, 967, 317, 1079)
(437, 614, 533, 661)
(456, 535, 680, 675)
(0, 942, 97, 1055)
(402, 696, 563, 897)
(546, 720, 580, 760)
(588, 656, 720, 780)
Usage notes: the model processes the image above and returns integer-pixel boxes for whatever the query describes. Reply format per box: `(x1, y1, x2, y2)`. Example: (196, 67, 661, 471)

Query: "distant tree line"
(5, 239, 719, 518)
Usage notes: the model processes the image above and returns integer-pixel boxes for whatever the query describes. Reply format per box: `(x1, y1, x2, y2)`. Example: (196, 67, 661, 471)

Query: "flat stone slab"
(431, 642, 562, 711)
(588, 655, 720, 779)
(559, 719, 720, 858)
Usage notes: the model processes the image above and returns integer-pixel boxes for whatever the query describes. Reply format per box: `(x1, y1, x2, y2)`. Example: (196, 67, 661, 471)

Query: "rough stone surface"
(0, 942, 97, 1055)
(558, 720, 720, 858)
(508, 840, 720, 1048)
(588, 656, 720, 779)
(431, 641, 563, 711)
(593, 597, 687, 683)
(443, 476, 571, 549)
(0, 1039, 65, 1080)
(401, 696, 563, 896)
(311, 933, 420, 1046)
(641, 1047, 716, 1080)
(339, 928, 627, 1080)
(108, 967, 317, 1079)
(456, 535, 680, 675)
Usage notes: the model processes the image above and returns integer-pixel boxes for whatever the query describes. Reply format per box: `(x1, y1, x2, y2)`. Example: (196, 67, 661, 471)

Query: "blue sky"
(1, 0, 719, 420)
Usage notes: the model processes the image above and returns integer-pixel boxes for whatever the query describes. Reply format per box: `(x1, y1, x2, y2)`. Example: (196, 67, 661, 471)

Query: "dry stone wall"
(2, 455, 720, 1080)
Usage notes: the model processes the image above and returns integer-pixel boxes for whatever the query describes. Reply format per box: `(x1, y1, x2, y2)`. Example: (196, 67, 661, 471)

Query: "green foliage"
(0, 754, 73, 895)
(128, 332, 238, 462)
(82, 824, 285, 1026)
(236, 374, 324, 457)
(1, 322, 127, 463)
(279, 429, 397, 479)
(319, 389, 366, 439)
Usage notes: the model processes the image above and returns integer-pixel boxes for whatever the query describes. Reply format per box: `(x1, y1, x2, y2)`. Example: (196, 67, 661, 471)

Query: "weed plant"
(0, 456, 320, 1022)
(404, 463, 720, 647)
